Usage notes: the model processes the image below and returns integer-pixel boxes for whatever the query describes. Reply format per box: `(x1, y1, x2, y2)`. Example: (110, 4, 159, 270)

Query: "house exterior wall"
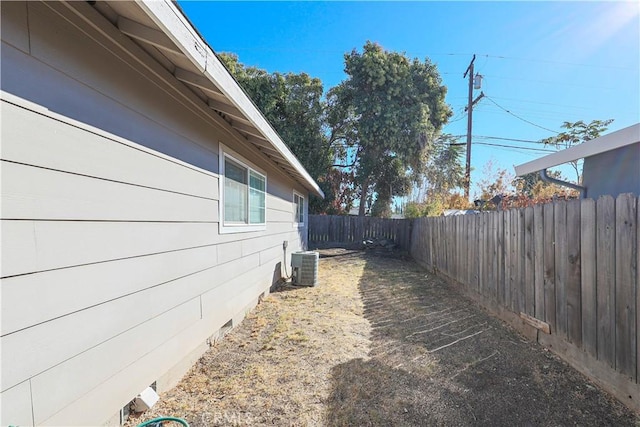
(582, 142, 640, 199)
(1, 2, 309, 425)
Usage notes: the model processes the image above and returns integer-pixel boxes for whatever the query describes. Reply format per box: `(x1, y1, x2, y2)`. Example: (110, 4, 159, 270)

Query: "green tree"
(329, 42, 451, 216)
(541, 119, 613, 183)
(423, 134, 465, 198)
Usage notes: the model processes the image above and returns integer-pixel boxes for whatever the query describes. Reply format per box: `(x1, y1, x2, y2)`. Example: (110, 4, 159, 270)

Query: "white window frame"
(293, 190, 305, 227)
(219, 143, 267, 234)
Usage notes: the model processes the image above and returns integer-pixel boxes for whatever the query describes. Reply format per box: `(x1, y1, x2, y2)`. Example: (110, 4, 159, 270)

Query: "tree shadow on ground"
(325, 251, 638, 426)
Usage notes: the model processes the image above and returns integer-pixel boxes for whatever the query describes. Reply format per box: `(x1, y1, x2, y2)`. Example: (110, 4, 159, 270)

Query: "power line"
(489, 96, 591, 110)
(220, 48, 634, 71)
(484, 96, 559, 134)
(449, 134, 548, 145)
(451, 141, 555, 153)
(472, 109, 590, 124)
(473, 100, 584, 116)
(475, 135, 543, 144)
(472, 142, 556, 153)
(445, 113, 468, 125)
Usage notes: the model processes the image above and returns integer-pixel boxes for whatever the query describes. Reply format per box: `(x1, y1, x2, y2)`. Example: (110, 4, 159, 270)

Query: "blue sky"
(178, 1, 639, 199)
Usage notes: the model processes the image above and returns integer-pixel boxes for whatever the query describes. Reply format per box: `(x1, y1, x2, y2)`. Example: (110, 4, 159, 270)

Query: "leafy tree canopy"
(329, 42, 452, 216)
(423, 134, 466, 198)
(541, 119, 613, 183)
(218, 45, 458, 217)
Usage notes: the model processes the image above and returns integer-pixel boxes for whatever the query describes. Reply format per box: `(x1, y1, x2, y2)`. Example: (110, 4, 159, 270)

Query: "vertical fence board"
(452, 217, 456, 280)
(566, 199, 582, 347)
(615, 194, 637, 380)
(525, 207, 535, 316)
(434, 218, 440, 269)
(473, 214, 480, 291)
(461, 216, 467, 286)
(534, 205, 545, 321)
(477, 214, 484, 294)
(581, 198, 597, 355)
(450, 217, 455, 277)
(543, 203, 556, 331)
(497, 210, 505, 305)
(515, 209, 522, 312)
(518, 209, 526, 314)
(596, 196, 616, 367)
(485, 213, 490, 295)
(490, 212, 498, 301)
(465, 216, 470, 288)
(440, 217, 445, 270)
(511, 209, 519, 312)
(455, 216, 460, 282)
(462, 216, 466, 285)
(486, 213, 493, 298)
(428, 219, 434, 268)
(435, 218, 440, 271)
(555, 201, 568, 338)
(466, 215, 472, 288)
(443, 217, 447, 274)
(477, 214, 483, 294)
(454, 217, 458, 279)
(504, 210, 512, 309)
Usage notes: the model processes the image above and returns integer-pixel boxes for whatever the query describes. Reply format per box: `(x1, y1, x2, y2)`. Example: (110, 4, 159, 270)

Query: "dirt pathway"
(130, 249, 638, 426)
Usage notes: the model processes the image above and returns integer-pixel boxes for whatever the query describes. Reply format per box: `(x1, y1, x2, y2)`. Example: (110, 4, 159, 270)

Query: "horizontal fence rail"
(308, 215, 412, 250)
(410, 194, 639, 409)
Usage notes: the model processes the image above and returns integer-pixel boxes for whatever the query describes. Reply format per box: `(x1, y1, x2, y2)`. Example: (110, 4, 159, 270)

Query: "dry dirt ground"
(129, 249, 639, 427)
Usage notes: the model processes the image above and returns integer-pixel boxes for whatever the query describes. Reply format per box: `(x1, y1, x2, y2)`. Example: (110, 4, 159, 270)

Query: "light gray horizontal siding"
(1, 161, 219, 222)
(1, 220, 220, 278)
(39, 264, 274, 426)
(1, 95, 218, 199)
(1, 245, 219, 336)
(30, 298, 202, 425)
(0, 2, 309, 425)
(0, 381, 33, 426)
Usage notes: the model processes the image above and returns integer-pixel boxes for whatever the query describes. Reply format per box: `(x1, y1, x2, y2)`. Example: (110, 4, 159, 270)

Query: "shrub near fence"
(410, 194, 639, 411)
(308, 215, 412, 250)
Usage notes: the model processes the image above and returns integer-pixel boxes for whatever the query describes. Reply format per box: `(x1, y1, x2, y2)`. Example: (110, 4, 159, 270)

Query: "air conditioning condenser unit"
(291, 251, 319, 286)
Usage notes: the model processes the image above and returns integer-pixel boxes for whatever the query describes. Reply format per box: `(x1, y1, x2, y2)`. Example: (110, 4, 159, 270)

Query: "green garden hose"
(136, 416, 189, 427)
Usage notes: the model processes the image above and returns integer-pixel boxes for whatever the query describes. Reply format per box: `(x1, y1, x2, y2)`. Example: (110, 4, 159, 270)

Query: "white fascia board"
(135, 0, 324, 198)
(136, 0, 207, 72)
(514, 123, 640, 176)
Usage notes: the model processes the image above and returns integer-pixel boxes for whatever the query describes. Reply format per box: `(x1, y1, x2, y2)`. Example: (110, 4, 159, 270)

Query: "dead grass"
(128, 249, 371, 426)
(128, 249, 638, 427)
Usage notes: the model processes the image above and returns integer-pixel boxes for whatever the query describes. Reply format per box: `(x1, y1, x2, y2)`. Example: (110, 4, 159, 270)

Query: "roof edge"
(136, 0, 324, 198)
(514, 123, 640, 177)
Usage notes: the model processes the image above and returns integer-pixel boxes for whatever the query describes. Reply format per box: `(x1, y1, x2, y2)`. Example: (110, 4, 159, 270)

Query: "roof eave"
(135, 0, 324, 198)
(514, 123, 640, 177)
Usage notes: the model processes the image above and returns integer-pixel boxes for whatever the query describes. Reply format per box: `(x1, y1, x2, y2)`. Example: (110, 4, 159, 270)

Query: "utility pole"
(463, 55, 475, 201)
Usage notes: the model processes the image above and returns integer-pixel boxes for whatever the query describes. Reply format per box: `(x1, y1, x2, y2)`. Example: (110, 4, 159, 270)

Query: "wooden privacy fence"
(410, 194, 639, 409)
(308, 215, 412, 249)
